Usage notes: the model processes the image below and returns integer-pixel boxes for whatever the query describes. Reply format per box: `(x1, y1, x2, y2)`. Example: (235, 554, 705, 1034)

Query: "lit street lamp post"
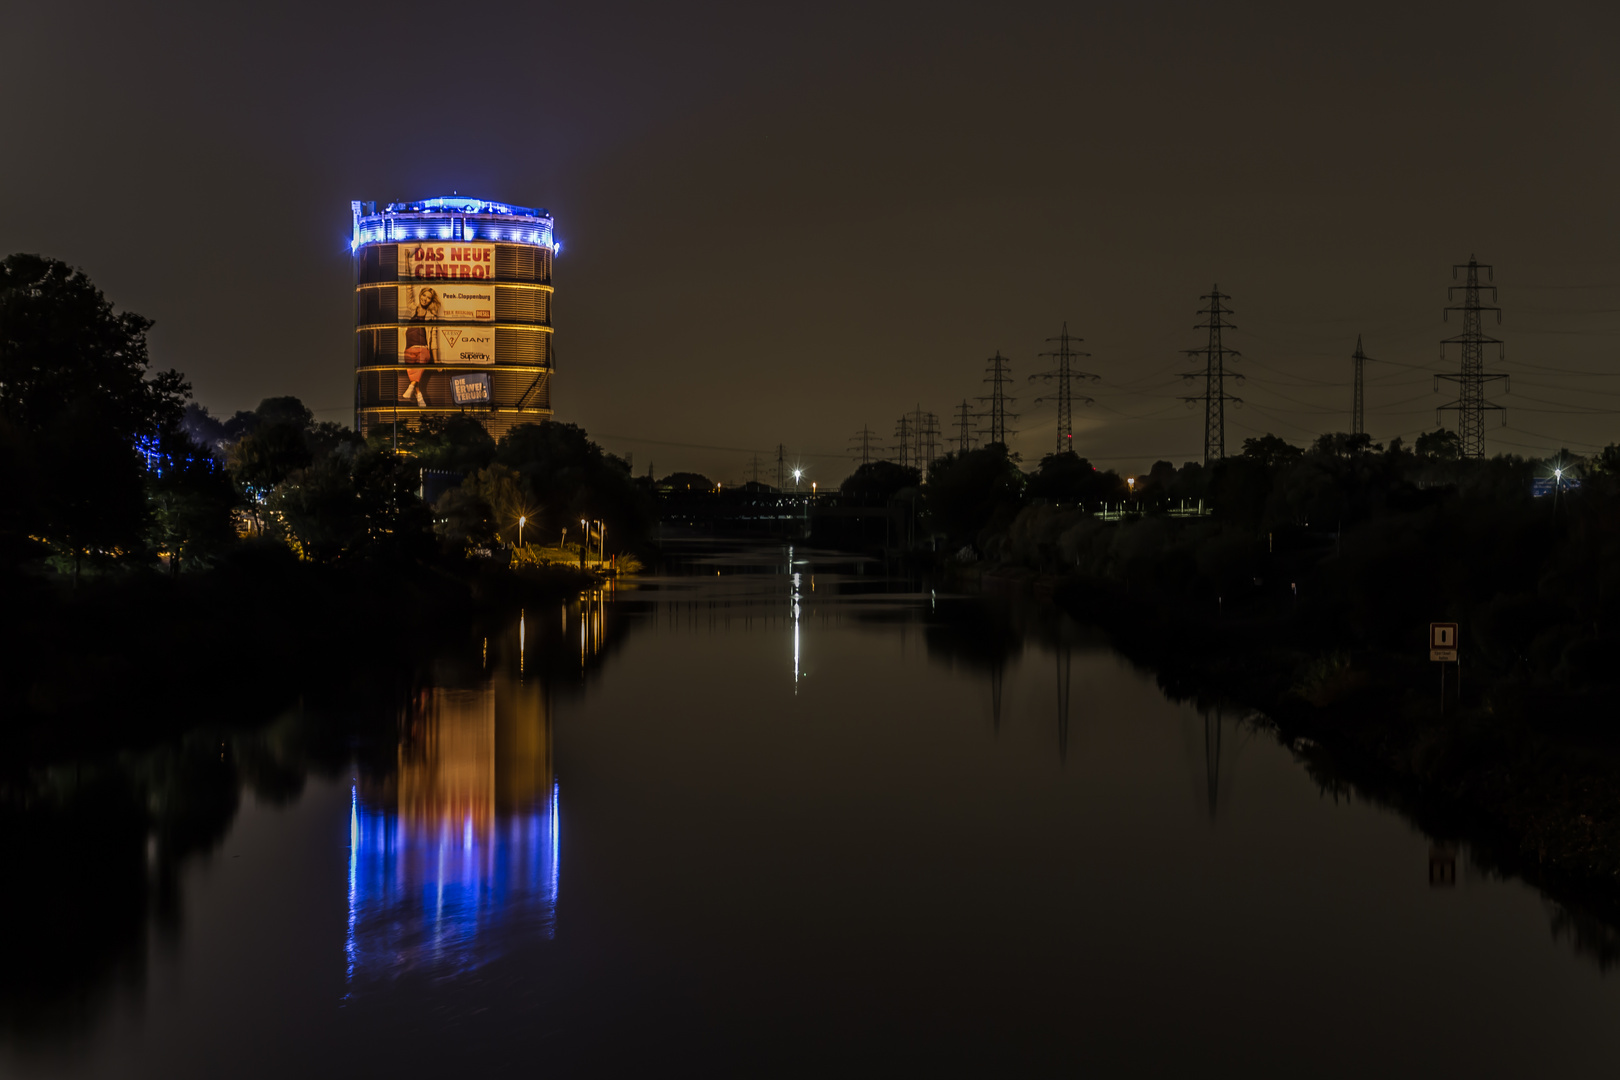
(518, 515, 526, 547)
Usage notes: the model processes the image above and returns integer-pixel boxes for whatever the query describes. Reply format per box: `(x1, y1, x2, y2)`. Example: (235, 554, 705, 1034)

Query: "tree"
(432, 487, 497, 554)
(1415, 428, 1461, 460)
(228, 420, 312, 493)
(926, 445, 1025, 543)
(1310, 432, 1380, 458)
(265, 455, 366, 563)
(657, 472, 714, 492)
(147, 426, 239, 574)
(1241, 434, 1304, 468)
(839, 461, 920, 502)
(0, 254, 189, 575)
(1024, 451, 1124, 505)
(401, 414, 495, 473)
(1134, 460, 1181, 502)
(495, 423, 653, 553)
(463, 464, 531, 545)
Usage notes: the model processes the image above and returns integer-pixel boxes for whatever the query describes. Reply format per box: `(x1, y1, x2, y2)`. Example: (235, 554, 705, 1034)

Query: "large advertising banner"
(436, 327, 495, 364)
(399, 282, 494, 322)
(399, 242, 495, 279)
(400, 326, 496, 367)
(450, 372, 492, 404)
(399, 367, 495, 408)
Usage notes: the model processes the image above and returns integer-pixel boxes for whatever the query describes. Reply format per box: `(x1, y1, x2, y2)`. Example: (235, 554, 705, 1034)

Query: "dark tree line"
(0, 254, 652, 581)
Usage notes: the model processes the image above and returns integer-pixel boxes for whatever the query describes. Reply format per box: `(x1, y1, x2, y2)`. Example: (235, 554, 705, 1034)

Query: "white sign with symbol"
(1430, 622, 1458, 663)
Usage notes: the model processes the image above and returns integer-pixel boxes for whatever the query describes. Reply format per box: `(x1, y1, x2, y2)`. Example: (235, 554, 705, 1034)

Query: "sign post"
(1430, 623, 1458, 712)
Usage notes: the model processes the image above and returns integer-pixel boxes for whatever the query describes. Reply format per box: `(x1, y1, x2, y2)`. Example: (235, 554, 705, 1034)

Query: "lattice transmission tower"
(893, 414, 913, 469)
(1180, 285, 1243, 464)
(848, 425, 881, 466)
(1351, 334, 1368, 436)
(953, 399, 978, 454)
(1435, 255, 1507, 459)
(978, 351, 1018, 446)
(905, 405, 941, 470)
(1029, 322, 1099, 455)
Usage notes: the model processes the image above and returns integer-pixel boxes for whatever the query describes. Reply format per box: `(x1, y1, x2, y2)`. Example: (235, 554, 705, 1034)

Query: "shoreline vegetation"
(0, 254, 652, 758)
(928, 439, 1620, 955)
(1047, 569, 1620, 968)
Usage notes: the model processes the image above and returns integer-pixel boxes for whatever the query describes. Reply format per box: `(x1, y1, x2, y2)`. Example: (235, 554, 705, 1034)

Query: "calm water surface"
(5, 543, 1619, 1076)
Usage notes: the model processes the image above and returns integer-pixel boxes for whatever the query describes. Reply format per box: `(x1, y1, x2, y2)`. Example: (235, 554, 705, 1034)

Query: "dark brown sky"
(6, 1, 1620, 480)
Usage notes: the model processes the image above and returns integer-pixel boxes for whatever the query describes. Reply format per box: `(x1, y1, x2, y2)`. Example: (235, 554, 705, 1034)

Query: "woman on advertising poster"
(400, 285, 440, 406)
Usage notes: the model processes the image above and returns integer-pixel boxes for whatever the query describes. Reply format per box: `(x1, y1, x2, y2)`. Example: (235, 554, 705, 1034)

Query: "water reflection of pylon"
(1204, 708, 1222, 818)
(990, 661, 1005, 733)
(1055, 644, 1072, 763)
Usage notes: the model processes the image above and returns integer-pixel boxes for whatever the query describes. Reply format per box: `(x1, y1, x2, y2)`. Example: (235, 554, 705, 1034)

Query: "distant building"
(351, 196, 557, 441)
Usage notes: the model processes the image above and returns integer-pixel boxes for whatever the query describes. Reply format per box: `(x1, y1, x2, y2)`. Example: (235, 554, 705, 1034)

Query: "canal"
(4, 542, 1618, 1076)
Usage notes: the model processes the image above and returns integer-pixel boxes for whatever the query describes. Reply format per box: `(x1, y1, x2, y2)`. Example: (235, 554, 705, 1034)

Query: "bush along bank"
(952, 448, 1620, 928)
(0, 544, 600, 763)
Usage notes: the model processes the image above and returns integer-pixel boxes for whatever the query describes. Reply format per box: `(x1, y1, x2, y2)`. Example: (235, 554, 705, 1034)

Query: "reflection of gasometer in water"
(348, 673, 559, 984)
(400, 323, 435, 406)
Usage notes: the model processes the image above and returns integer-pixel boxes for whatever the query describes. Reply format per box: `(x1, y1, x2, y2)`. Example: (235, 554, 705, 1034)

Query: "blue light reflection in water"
(344, 779, 559, 987)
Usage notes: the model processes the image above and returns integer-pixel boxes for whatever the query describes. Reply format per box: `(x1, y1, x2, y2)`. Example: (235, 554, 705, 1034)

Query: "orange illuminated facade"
(351, 196, 556, 441)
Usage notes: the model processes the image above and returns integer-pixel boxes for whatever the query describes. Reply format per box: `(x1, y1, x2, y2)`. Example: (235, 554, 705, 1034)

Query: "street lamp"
(518, 515, 526, 547)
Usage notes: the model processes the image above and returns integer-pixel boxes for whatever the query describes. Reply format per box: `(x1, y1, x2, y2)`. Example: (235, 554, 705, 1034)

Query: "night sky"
(6, 1, 1620, 480)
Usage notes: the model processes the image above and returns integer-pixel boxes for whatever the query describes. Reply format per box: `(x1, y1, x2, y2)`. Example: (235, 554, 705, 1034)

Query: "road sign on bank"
(1430, 623, 1458, 662)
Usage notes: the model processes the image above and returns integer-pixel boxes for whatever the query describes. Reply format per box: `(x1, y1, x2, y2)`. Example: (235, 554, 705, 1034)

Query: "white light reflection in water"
(345, 784, 358, 987)
(345, 675, 558, 989)
(791, 570, 802, 689)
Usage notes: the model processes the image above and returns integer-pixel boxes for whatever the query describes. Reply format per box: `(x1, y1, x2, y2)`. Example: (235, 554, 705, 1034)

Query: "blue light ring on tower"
(352, 198, 556, 253)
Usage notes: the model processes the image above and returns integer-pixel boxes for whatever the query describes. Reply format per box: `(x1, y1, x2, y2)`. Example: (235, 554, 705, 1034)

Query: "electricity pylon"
(1352, 334, 1368, 436)
(848, 425, 881, 466)
(1436, 255, 1508, 459)
(893, 414, 913, 469)
(1029, 322, 1099, 455)
(953, 399, 977, 454)
(907, 405, 941, 471)
(1180, 285, 1243, 464)
(978, 351, 1018, 446)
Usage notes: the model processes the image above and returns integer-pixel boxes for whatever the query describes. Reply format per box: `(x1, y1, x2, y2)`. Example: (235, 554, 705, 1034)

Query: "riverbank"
(993, 565, 1620, 951)
(0, 544, 601, 764)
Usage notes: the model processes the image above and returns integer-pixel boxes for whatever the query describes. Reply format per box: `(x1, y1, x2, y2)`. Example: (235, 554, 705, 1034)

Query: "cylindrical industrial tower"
(351, 196, 556, 441)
